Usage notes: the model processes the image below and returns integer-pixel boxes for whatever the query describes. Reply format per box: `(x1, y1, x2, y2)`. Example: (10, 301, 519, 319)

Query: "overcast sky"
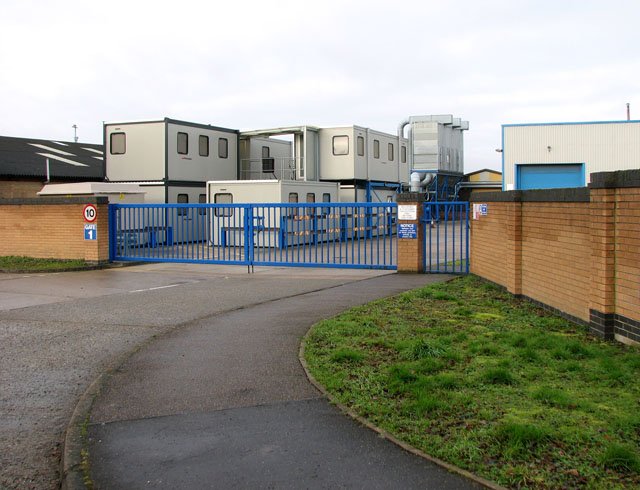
(1, 0, 639, 172)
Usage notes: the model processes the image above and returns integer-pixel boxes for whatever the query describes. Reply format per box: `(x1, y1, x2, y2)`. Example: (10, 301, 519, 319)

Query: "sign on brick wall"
(398, 223, 417, 239)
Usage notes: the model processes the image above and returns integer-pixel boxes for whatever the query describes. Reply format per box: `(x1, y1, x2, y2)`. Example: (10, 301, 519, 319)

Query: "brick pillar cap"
(397, 192, 425, 203)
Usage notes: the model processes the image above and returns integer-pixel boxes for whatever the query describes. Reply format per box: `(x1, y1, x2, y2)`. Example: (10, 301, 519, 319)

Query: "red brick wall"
(470, 178, 640, 343)
(0, 198, 109, 263)
(614, 188, 640, 323)
(520, 202, 591, 321)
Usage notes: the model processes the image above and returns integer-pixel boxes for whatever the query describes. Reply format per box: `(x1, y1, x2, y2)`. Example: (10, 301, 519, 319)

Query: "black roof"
(0, 135, 104, 180)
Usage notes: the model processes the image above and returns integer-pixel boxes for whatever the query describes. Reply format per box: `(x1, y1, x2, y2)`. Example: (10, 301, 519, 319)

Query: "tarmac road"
(0, 264, 393, 489)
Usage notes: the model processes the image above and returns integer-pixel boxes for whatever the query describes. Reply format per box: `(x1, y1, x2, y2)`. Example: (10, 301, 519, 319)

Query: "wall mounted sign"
(398, 223, 417, 239)
(398, 205, 417, 220)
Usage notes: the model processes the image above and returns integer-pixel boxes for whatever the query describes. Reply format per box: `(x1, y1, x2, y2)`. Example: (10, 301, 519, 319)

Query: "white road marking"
(129, 284, 181, 293)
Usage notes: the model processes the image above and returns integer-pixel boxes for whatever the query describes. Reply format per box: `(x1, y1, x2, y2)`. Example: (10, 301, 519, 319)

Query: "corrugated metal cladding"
(503, 121, 640, 189)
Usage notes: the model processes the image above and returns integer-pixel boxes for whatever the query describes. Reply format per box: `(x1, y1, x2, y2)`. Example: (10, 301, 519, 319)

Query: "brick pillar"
(505, 201, 523, 295)
(396, 193, 425, 273)
(589, 188, 616, 339)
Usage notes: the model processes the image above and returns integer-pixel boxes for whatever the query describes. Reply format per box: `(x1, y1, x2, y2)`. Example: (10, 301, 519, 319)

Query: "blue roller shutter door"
(517, 164, 584, 190)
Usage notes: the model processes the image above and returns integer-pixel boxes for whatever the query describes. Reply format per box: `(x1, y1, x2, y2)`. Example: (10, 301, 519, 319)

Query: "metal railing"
(109, 203, 397, 269)
(239, 157, 304, 180)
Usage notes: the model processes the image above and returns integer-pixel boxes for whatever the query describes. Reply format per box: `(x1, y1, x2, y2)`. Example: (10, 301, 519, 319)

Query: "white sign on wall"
(398, 205, 417, 220)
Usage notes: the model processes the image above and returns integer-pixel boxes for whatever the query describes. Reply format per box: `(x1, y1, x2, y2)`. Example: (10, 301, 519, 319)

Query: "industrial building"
(502, 120, 640, 190)
(0, 135, 103, 198)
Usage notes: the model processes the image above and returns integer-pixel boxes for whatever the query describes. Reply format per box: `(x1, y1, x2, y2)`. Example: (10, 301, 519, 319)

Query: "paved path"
(84, 270, 482, 489)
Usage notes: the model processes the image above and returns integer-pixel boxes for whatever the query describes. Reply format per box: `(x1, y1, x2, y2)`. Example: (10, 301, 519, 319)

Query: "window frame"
(401, 145, 407, 163)
(373, 139, 380, 159)
(214, 192, 233, 217)
(332, 135, 349, 156)
(177, 132, 189, 155)
(199, 135, 209, 157)
(356, 136, 365, 156)
(218, 138, 228, 159)
(110, 132, 126, 155)
(388, 142, 394, 161)
(177, 193, 189, 216)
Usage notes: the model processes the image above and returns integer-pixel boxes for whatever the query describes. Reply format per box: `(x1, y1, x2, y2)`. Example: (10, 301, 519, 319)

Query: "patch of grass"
(330, 349, 364, 364)
(495, 421, 551, 450)
(410, 338, 445, 360)
(481, 367, 516, 385)
(531, 386, 573, 408)
(600, 444, 640, 472)
(304, 275, 640, 489)
(0, 255, 89, 271)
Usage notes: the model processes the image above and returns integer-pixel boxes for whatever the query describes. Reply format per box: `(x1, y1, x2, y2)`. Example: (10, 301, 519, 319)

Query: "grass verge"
(0, 255, 88, 272)
(304, 276, 640, 489)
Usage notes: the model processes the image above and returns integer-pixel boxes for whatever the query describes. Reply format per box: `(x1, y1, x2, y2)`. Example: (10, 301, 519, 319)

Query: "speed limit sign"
(83, 204, 97, 223)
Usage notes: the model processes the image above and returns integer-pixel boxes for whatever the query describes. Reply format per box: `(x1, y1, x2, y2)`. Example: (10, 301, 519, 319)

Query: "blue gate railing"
(109, 203, 398, 270)
(422, 201, 469, 273)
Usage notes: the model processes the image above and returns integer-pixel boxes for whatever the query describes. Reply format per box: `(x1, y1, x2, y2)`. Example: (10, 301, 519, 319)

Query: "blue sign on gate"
(398, 223, 417, 239)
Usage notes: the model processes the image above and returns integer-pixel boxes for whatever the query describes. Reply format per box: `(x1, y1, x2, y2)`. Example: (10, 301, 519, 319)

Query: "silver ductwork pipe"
(410, 172, 434, 192)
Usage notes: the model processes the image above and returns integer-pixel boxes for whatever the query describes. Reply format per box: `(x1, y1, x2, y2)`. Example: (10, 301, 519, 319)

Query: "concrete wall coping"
(396, 192, 426, 203)
(470, 188, 590, 203)
(590, 169, 640, 189)
(0, 197, 109, 205)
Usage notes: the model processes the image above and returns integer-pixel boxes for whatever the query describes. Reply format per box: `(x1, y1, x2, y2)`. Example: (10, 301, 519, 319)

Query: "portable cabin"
(104, 118, 239, 204)
(207, 180, 340, 248)
(318, 126, 409, 184)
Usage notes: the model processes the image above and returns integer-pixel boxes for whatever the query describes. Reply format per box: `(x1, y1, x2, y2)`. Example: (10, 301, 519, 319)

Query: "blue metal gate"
(422, 202, 469, 273)
(109, 203, 398, 270)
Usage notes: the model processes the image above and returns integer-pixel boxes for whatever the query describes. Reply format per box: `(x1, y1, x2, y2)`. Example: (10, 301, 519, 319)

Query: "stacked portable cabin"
(398, 115, 469, 201)
(104, 118, 239, 204)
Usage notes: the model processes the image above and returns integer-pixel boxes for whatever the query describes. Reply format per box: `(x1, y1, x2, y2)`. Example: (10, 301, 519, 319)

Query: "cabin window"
(110, 133, 126, 154)
(322, 193, 331, 203)
(262, 146, 270, 158)
(332, 135, 349, 156)
(214, 193, 233, 217)
(373, 139, 380, 159)
(177, 193, 188, 216)
(357, 136, 364, 156)
(198, 194, 206, 215)
(388, 143, 394, 161)
(177, 132, 188, 155)
(289, 192, 298, 217)
(306, 193, 315, 216)
(218, 138, 228, 159)
(401, 145, 407, 163)
(199, 135, 209, 157)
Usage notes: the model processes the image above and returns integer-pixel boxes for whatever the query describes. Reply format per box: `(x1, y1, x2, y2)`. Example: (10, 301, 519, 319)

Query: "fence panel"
(110, 203, 397, 270)
(422, 202, 469, 273)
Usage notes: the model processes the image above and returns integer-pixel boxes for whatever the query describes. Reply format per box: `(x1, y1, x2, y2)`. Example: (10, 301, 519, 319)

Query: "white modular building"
(502, 120, 640, 190)
(207, 180, 341, 247)
(104, 118, 239, 204)
(318, 126, 409, 184)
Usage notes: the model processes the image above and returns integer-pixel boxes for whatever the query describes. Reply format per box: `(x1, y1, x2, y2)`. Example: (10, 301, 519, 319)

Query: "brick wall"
(471, 172, 640, 345)
(397, 193, 424, 273)
(0, 197, 110, 263)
